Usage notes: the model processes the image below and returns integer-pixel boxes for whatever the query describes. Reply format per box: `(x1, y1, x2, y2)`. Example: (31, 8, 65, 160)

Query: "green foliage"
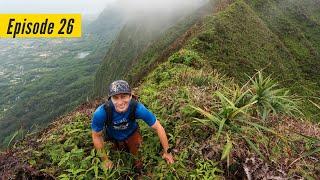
(0, 35, 108, 149)
(190, 159, 223, 179)
(184, 0, 320, 121)
(6, 0, 320, 178)
(169, 49, 203, 69)
(249, 72, 301, 120)
(191, 72, 298, 160)
(221, 134, 232, 161)
(192, 73, 214, 87)
(25, 114, 139, 179)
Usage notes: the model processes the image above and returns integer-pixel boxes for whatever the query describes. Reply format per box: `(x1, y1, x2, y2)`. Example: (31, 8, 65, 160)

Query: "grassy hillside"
(129, 0, 320, 120)
(0, 36, 109, 149)
(126, 5, 213, 86)
(1, 0, 319, 179)
(2, 60, 319, 178)
(245, 0, 320, 96)
(96, 0, 320, 119)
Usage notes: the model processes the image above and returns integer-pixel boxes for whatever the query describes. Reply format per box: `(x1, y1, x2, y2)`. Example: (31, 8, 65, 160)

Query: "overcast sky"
(0, 0, 115, 15)
(0, 0, 208, 21)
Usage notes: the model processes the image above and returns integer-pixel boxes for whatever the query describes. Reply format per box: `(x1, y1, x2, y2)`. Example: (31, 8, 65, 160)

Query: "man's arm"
(151, 120, 174, 164)
(92, 131, 109, 161)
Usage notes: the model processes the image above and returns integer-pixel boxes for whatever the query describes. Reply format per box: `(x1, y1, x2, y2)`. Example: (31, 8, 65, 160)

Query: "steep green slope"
(0, 36, 108, 149)
(95, 0, 320, 118)
(245, 0, 320, 88)
(190, 0, 300, 82)
(3, 56, 319, 178)
(93, 3, 211, 97)
(87, 3, 124, 37)
(184, 0, 320, 120)
(126, 5, 213, 86)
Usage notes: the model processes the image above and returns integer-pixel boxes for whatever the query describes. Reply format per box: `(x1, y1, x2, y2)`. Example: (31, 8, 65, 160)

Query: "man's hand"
(92, 131, 114, 169)
(152, 120, 175, 164)
(103, 160, 114, 169)
(162, 152, 174, 164)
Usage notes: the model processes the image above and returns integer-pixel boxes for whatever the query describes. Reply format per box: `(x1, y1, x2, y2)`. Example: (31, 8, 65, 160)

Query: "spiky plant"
(190, 72, 296, 160)
(249, 71, 301, 120)
(191, 90, 276, 160)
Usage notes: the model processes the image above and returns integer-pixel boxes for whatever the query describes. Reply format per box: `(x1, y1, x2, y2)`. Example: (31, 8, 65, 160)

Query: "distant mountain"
(1, 0, 320, 179)
(87, 2, 125, 37)
(93, 0, 209, 96)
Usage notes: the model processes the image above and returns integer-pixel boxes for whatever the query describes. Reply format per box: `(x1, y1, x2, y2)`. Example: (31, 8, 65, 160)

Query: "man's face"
(111, 93, 132, 113)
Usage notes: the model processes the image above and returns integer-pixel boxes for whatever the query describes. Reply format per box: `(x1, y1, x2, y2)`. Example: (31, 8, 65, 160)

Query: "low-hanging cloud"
(119, 0, 207, 13)
(118, 0, 208, 18)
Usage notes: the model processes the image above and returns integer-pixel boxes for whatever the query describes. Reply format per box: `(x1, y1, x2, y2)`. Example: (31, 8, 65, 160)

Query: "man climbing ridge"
(91, 80, 174, 171)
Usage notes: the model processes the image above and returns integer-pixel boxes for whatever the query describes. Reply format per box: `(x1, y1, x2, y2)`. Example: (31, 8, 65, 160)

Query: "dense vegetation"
(4, 60, 318, 178)
(0, 3, 130, 148)
(1, 0, 319, 179)
(95, 0, 320, 120)
(0, 35, 110, 149)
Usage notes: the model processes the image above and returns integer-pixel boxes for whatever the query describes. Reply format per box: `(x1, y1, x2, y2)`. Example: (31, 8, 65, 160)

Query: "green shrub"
(249, 71, 301, 120)
(191, 72, 298, 160)
(169, 49, 203, 69)
(190, 159, 223, 179)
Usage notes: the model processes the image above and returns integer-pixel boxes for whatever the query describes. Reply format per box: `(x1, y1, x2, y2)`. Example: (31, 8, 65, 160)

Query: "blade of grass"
(309, 100, 320, 110)
(190, 105, 221, 125)
(230, 100, 257, 118)
(216, 118, 226, 140)
(221, 135, 232, 160)
(242, 135, 265, 160)
(238, 120, 276, 134)
(7, 130, 19, 148)
(216, 91, 235, 107)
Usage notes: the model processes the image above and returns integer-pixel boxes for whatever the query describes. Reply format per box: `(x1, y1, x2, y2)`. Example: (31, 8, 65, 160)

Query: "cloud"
(119, 0, 207, 14)
(0, 0, 116, 15)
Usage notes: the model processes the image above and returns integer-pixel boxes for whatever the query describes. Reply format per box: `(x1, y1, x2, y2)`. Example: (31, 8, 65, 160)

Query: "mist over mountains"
(0, 0, 320, 178)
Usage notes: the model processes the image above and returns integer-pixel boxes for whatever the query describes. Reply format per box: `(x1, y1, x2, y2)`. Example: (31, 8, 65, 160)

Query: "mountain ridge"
(1, 0, 320, 178)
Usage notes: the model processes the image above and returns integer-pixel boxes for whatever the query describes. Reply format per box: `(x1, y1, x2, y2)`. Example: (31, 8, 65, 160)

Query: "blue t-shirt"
(91, 100, 156, 141)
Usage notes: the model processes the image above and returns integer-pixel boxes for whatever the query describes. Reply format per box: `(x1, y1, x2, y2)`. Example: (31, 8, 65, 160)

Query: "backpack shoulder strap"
(103, 100, 113, 127)
(129, 99, 138, 121)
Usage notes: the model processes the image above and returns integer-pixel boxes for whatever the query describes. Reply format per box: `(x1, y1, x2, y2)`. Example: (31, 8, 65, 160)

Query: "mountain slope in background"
(93, 1, 209, 96)
(1, 0, 320, 179)
(183, 0, 320, 117)
(95, 0, 320, 119)
(87, 2, 125, 38)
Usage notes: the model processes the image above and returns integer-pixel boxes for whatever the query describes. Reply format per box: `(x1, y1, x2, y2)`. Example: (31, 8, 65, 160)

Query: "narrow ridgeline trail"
(1, 0, 320, 179)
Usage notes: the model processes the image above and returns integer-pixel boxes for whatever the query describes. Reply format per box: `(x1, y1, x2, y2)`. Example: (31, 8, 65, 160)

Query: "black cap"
(108, 80, 131, 98)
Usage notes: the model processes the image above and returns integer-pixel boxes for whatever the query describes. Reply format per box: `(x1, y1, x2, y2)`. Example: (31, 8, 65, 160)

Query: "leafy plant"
(190, 159, 223, 179)
(249, 71, 301, 120)
(169, 49, 203, 68)
(191, 72, 296, 160)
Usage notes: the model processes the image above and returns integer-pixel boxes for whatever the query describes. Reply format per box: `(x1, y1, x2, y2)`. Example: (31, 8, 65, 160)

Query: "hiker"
(91, 80, 174, 171)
